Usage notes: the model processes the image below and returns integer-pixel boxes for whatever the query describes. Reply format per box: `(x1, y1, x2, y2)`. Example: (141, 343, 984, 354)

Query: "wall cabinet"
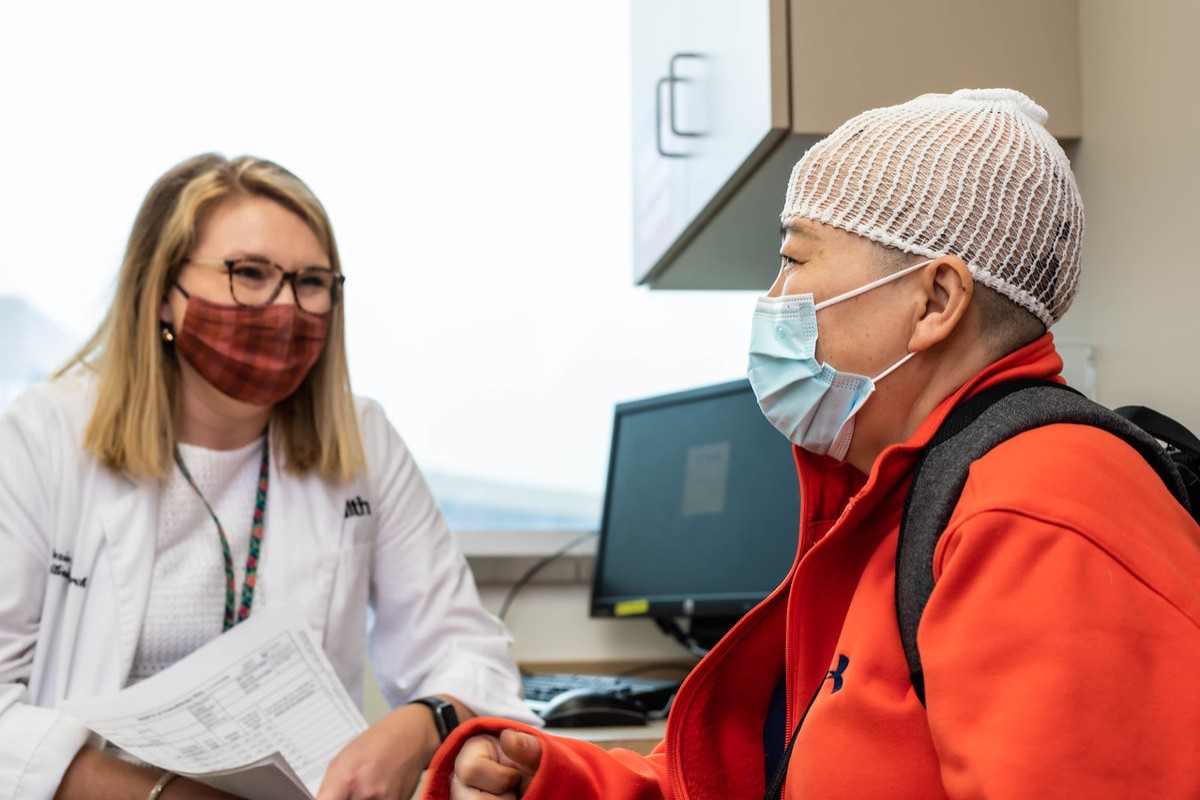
(630, 0, 1081, 291)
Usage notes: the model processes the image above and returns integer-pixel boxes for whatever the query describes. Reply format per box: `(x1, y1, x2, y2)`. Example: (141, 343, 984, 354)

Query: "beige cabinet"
(630, 0, 1081, 291)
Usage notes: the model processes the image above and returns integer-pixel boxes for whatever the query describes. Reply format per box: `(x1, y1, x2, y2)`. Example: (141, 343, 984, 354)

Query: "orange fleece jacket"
(423, 335, 1200, 798)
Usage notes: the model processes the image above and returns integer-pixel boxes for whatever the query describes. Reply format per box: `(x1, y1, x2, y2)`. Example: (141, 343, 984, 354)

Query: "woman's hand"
(54, 746, 238, 799)
(449, 729, 541, 800)
(317, 698, 464, 800)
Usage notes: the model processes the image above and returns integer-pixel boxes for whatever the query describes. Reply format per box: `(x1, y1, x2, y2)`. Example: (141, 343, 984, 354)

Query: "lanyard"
(173, 437, 270, 631)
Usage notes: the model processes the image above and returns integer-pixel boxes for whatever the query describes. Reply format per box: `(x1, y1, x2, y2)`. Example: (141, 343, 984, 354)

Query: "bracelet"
(147, 771, 178, 800)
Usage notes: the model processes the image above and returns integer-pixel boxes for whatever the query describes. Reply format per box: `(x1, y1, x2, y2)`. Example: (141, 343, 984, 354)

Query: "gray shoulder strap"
(895, 379, 1186, 706)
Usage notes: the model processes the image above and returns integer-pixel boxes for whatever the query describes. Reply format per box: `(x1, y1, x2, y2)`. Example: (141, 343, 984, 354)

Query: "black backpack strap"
(1115, 405, 1200, 513)
(896, 379, 1190, 706)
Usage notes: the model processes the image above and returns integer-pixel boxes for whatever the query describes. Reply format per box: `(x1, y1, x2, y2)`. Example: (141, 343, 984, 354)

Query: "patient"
(422, 88, 1200, 799)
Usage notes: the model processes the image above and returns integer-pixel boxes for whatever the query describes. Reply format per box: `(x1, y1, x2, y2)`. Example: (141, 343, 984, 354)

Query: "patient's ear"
(907, 256, 973, 352)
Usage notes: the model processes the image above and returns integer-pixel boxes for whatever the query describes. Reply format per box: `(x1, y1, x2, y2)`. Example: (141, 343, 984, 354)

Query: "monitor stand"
(656, 615, 743, 656)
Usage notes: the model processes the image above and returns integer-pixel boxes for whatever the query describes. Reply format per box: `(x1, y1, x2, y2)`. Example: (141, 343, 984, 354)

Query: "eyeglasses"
(186, 258, 345, 314)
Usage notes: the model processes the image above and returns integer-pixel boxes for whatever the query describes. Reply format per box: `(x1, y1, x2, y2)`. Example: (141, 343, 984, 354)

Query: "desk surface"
(549, 718, 667, 755)
(520, 660, 687, 756)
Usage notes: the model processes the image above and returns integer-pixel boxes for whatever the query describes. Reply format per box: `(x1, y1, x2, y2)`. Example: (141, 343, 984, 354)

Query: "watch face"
(416, 697, 458, 741)
(437, 701, 460, 734)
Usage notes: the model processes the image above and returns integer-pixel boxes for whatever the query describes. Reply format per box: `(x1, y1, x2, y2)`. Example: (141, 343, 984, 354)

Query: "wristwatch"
(410, 696, 459, 742)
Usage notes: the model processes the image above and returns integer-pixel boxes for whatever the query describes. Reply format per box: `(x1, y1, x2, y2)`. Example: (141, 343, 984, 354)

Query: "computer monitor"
(589, 378, 800, 652)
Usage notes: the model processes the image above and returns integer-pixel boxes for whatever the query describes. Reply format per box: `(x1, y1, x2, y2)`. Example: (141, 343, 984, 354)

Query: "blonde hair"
(61, 153, 366, 482)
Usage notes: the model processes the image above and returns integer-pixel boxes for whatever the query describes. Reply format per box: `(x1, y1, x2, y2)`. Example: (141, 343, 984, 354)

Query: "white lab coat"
(0, 369, 539, 799)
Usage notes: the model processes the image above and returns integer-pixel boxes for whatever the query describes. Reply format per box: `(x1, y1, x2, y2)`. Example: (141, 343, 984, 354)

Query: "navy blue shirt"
(763, 676, 788, 789)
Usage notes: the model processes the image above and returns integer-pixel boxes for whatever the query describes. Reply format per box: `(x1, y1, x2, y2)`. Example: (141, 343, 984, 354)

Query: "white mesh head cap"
(781, 88, 1083, 328)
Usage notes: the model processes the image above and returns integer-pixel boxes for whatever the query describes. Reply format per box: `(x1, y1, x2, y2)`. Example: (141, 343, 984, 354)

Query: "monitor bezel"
(588, 377, 796, 623)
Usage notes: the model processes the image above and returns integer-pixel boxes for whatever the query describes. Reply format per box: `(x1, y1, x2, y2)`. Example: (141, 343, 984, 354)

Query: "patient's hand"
(450, 729, 542, 799)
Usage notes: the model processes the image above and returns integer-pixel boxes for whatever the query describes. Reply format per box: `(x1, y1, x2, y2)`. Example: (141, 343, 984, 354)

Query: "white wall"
(476, 584, 687, 665)
(1056, 0, 1200, 427)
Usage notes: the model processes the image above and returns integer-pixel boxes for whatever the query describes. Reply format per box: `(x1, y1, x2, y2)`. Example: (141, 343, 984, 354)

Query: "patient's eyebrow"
(780, 219, 819, 240)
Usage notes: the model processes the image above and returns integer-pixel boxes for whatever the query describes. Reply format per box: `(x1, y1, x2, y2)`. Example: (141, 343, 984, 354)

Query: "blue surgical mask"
(747, 259, 932, 460)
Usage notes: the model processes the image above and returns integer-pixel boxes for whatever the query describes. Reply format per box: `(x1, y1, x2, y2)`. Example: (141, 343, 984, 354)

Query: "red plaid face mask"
(173, 295, 330, 406)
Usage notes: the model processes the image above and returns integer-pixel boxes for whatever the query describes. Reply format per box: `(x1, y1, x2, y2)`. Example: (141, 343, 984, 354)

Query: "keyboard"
(521, 672, 681, 718)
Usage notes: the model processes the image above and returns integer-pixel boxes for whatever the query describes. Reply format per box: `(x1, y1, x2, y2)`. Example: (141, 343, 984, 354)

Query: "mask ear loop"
(814, 258, 934, 311)
(871, 350, 916, 383)
(816, 258, 932, 385)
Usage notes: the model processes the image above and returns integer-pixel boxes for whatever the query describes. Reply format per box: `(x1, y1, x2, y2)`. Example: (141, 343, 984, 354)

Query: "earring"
(161, 324, 175, 343)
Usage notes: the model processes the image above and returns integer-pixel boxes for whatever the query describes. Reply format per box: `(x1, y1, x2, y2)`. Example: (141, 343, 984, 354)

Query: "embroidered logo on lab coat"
(344, 496, 372, 518)
(50, 549, 88, 588)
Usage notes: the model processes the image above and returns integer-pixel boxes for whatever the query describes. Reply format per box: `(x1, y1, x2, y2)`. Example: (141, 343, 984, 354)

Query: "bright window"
(0, 2, 763, 530)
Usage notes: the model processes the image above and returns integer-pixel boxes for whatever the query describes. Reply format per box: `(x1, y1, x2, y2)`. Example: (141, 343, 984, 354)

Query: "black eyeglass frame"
(184, 258, 346, 313)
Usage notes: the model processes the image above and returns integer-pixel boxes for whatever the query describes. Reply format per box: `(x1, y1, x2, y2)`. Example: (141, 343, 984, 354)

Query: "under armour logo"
(823, 654, 850, 693)
(344, 496, 372, 518)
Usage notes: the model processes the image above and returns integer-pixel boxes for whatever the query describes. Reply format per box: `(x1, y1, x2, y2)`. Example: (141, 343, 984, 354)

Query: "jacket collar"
(792, 332, 1064, 555)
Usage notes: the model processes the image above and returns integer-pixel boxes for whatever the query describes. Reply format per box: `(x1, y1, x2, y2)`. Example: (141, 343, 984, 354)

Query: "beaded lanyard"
(173, 437, 270, 631)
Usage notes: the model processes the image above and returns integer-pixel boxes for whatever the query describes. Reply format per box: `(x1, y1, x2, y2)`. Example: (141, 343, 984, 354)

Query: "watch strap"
(409, 696, 459, 742)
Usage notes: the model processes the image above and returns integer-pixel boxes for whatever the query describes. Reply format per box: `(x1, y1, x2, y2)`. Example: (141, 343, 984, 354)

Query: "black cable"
(497, 530, 598, 623)
(653, 617, 710, 659)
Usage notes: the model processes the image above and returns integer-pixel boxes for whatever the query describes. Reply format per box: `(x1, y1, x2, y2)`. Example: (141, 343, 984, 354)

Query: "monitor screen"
(589, 378, 799, 648)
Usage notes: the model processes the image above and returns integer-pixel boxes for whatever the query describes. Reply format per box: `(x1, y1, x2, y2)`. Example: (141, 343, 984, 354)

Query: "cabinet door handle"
(668, 52, 705, 138)
(655, 76, 688, 158)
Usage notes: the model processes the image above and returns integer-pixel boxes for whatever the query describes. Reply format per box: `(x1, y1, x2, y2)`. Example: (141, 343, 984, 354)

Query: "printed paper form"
(59, 607, 368, 798)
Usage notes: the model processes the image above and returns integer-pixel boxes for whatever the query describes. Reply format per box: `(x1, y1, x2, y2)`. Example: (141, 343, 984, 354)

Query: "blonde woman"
(0, 154, 538, 800)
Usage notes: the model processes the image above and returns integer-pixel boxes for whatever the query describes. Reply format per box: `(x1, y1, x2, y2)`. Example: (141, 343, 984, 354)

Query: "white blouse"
(130, 436, 266, 683)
